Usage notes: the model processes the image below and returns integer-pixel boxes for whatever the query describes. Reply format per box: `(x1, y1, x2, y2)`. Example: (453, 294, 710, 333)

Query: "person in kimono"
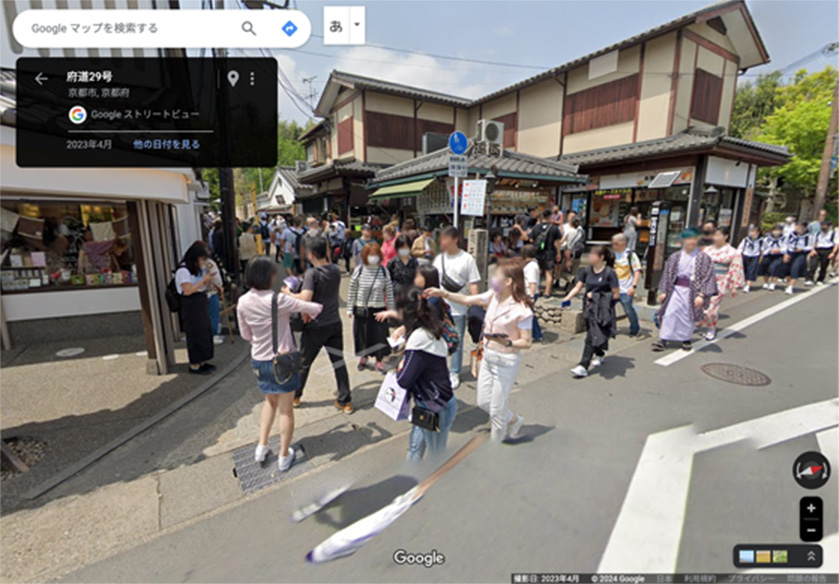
(700, 227, 744, 340)
(737, 225, 762, 293)
(759, 225, 787, 291)
(782, 221, 813, 295)
(651, 228, 718, 352)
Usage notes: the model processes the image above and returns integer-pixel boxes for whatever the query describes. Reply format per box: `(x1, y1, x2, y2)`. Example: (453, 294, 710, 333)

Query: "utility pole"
(214, 0, 238, 281)
(302, 75, 318, 110)
(813, 80, 838, 218)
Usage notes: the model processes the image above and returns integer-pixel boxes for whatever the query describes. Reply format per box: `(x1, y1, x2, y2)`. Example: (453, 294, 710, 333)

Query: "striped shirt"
(347, 264, 395, 315)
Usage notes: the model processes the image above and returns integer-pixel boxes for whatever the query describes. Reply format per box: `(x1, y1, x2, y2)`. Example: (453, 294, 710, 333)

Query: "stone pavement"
(0, 279, 651, 583)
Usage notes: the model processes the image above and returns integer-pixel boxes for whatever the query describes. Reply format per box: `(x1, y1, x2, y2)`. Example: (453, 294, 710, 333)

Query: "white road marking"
(655, 282, 836, 367)
(598, 398, 839, 573)
(816, 426, 838, 467)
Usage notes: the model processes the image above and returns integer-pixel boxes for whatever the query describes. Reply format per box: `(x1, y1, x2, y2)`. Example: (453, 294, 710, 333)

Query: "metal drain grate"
(232, 438, 313, 495)
(701, 363, 771, 386)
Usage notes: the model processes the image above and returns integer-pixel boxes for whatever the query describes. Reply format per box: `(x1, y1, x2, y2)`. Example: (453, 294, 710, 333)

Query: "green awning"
(369, 178, 434, 200)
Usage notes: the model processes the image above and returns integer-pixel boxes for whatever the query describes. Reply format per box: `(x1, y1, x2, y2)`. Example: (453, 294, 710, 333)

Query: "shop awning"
(369, 178, 435, 200)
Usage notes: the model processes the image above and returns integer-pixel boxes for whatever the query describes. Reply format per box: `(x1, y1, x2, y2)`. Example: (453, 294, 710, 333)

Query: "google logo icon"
(68, 105, 87, 125)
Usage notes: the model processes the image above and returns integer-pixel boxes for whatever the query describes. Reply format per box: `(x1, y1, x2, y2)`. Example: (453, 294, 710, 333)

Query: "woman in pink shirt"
(237, 256, 322, 472)
(381, 224, 398, 266)
(428, 259, 533, 443)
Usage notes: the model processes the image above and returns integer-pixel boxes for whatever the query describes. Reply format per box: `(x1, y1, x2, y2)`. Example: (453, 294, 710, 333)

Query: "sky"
(209, 0, 839, 124)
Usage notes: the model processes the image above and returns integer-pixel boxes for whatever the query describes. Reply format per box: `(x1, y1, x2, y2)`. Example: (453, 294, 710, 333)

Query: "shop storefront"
(559, 127, 790, 303)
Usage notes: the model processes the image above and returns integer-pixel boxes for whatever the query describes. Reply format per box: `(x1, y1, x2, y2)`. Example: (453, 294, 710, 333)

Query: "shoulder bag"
(271, 291, 302, 384)
(440, 253, 464, 293)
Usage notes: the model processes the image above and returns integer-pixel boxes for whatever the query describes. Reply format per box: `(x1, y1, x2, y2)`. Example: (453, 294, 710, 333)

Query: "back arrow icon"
(35, 72, 48, 85)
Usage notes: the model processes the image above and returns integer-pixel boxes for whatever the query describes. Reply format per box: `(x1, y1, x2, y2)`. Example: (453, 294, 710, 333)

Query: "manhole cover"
(701, 363, 771, 386)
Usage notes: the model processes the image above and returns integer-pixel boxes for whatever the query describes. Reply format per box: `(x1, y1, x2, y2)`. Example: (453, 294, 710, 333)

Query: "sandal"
(651, 341, 666, 352)
(682, 341, 693, 351)
(357, 357, 368, 371)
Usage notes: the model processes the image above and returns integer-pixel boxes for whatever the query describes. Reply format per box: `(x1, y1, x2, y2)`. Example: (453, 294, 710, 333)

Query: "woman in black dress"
(387, 235, 418, 300)
(175, 241, 217, 374)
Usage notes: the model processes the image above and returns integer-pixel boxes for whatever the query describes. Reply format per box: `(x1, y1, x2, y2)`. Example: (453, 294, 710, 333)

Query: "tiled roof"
(275, 165, 313, 192)
(472, 0, 753, 105)
(322, 1, 765, 111)
(327, 71, 472, 108)
(297, 119, 328, 143)
(372, 144, 585, 185)
(297, 157, 386, 184)
(558, 127, 790, 167)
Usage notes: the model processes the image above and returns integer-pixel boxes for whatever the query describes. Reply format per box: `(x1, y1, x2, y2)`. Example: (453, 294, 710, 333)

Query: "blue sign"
(448, 131, 468, 155)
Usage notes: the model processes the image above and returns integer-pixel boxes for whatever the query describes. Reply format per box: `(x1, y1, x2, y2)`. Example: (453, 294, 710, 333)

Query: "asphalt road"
(61, 284, 839, 583)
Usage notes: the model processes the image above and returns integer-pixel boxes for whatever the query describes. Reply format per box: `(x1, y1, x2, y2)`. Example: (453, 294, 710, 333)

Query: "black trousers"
(808, 248, 832, 282)
(180, 293, 214, 365)
(297, 321, 352, 404)
(579, 338, 605, 369)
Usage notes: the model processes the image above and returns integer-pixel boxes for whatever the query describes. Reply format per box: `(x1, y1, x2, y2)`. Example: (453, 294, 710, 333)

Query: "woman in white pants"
(428, 259, 533, 442)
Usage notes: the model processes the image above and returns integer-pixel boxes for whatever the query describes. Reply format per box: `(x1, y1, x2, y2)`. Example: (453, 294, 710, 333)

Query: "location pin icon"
(227, 70, 240, 88)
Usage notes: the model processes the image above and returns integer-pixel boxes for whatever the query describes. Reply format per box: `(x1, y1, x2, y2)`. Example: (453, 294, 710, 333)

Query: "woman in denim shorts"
(237, 256, 322, 472)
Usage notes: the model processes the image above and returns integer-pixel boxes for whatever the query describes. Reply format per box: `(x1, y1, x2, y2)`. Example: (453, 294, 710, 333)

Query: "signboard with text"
(448, 154, 467, 178)
(460, 179, 487, 216)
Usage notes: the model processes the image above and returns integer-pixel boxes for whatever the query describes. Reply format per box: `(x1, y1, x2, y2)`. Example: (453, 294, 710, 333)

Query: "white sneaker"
(254, 444, 269, 463)
(570, 365, 588, 378)
(805, 280, 814, 287)
(213, 335, 225, 345)
(762, 283, 769, 290)
(449, 373, 461, 390)
(591, 356, 603, 368)
(506, 414, 525, 441)
(278, 447, 296, 472)
(816, 281, 825, 286)
(743, 285, 750, 293)
(785, 285, 794, 295)
(768, 283, 776, 291)
(703, 329, 717, 341)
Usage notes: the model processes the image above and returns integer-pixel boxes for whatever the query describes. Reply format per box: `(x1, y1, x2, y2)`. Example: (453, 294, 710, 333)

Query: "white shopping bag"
(374, 371, 410, 421)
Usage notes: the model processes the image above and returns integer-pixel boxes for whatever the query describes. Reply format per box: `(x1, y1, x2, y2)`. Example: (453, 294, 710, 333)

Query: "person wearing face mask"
(387, 235, 419, 299)
(783, 215, 797, 237)
(759, 225, 787, 290)
(698, 220, 717, 249)
(175, 241, 218, 374)
(651, 228, 718, 352)
(699, 227, 744, 340)
(427, 259, 533, 443)
(782, 221, 813, 295)
(347, 242, 395, 374)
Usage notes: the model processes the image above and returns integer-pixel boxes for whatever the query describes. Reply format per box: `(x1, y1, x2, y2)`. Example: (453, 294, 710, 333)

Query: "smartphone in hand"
(561, 300, 571, 308)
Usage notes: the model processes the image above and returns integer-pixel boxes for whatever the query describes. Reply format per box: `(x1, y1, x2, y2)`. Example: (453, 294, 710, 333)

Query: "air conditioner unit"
(295, 160, 309, 173)
(477, 119, 504, 146)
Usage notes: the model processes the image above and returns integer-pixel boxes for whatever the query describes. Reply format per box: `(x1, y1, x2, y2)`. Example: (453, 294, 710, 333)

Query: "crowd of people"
(173, 207, 837, 473)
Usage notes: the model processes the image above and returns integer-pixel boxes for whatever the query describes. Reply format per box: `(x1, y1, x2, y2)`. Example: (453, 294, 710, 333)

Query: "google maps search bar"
(13, 9, 312, 49)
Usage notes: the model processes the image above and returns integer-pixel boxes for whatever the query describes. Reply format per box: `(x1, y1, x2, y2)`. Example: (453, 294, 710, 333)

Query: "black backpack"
(164, 276, 181, 312)
(259, 222, 271, 243)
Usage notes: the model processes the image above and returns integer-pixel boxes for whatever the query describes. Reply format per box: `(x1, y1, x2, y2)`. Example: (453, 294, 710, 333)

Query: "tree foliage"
(200, 119, 310, 207)
(756, 67, 837, 199)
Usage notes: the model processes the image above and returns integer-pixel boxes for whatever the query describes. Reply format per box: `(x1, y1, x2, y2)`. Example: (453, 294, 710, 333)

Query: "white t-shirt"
(613, 250, 642, 294)
(175, 266, 205, 295)
(523, 259, 540, 291)
(433, 250, 480, 317)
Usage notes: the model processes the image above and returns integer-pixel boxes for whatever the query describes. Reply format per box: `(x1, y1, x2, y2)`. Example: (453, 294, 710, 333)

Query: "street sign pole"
(453, 175, 459, 228)
(448, 131, 468, 230)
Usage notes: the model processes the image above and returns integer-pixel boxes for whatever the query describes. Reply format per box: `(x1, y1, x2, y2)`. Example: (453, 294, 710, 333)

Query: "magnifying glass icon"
(242, 21, 256, 36)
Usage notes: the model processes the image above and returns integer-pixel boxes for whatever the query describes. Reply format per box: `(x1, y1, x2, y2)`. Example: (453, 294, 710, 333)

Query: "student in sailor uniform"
(737, 225, 762, 293)
(782, 222, 813, 295)
(806, 221, 838, 285)
(759, 225, 787, 291)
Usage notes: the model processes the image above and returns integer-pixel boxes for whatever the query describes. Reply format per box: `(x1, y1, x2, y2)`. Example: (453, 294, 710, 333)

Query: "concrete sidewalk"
(0, 287, 650, 583)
